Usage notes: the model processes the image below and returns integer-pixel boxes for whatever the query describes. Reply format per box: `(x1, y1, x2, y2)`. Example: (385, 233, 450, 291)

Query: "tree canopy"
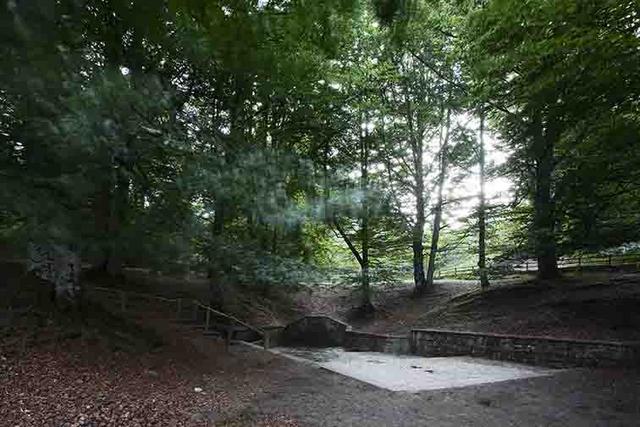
(1, 0, 639, 308)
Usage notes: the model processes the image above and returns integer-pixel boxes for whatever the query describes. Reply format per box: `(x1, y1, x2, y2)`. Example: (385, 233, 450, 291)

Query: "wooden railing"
(86, 286, 270, 349)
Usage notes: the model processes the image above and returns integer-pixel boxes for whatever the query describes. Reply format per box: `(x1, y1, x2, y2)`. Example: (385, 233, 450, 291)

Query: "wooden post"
(192, 300, 198, 322)
(120, 291, 127, 312)
(224, 328, 231, 352)
(608, 255, 612, 267)
(454, 268, 457, 277)
(205, 309, 211, 332)
(176, 298, 182, 319)
(263, 331, 270, 350)
(525, 261, 529, 272)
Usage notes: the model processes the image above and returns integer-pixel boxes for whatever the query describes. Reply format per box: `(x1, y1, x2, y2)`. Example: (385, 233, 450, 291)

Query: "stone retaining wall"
(281, 316, 349, 347)
(276, 316, 640, 367)
(262, 325, 285, 348)
(411, 329, 640, 368)
(343, 330, 410, 354)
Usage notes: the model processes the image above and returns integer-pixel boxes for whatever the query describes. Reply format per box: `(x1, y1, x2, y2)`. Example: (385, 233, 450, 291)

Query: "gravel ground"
(227, 344, 640, 427)
(271, 347, 554, 392)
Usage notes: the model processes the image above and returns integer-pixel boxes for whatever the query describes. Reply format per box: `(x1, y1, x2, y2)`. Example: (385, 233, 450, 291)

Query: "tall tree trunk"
(412, 192, 426, 293)
(360, 113, 373, 311)
(100, 172, 128, 278)
(331, 115, 373, 314)
(213, 200, 225, 235)
(207, 75, 241, 307)
(406, 93, 427, 295)
(425, 108, 452, 288)
(412, 149, 426, 293)
(478, 111, 490, 289)
(532, 113, 559, 279)
(96, 24, 141, 279)
(271, 225, 278, 255)
(323, 139, 331, 221)
(93, 184, 112, 273)
(208, 198, 226, 309)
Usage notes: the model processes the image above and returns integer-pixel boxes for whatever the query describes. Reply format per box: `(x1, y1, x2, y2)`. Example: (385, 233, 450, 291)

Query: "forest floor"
(3, 310, 640, 427)
(0, 307, 297, 426)
(295, 269, 640, 342)
(3, 266, 640, 425)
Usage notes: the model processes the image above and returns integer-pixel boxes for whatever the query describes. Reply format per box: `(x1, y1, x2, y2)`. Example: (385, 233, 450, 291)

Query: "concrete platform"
(271, 347, 556, 392)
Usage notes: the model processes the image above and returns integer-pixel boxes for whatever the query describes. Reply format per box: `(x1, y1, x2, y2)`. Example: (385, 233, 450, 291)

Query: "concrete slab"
(271, 347, 556, 392)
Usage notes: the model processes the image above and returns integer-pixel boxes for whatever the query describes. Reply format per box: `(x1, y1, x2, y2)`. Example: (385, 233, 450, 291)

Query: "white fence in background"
(435, 253, 640, 279)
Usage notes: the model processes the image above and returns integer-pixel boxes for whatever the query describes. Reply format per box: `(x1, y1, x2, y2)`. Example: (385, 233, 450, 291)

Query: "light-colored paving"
(271, 347, 556, 392)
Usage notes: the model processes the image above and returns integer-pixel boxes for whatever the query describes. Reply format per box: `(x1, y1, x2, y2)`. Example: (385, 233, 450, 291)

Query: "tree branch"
(332, 216, 364, 267)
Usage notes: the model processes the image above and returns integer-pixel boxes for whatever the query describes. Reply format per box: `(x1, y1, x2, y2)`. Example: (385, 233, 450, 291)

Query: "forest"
(3, 1, 640, 426)
(1, 0, 640, 311)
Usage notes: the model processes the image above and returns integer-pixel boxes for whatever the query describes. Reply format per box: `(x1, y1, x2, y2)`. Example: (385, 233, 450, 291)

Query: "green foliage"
(465, 0, 640, 257)
(373, 0, 417, 26)
(1, 0, 639, 302)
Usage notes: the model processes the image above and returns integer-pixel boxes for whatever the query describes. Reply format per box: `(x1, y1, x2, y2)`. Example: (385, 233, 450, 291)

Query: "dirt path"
(222, 344, 640, 426)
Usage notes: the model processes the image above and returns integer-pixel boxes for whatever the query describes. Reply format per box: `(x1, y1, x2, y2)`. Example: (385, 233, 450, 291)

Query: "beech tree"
(466, 0, 640, 279)
(1, 0, 639, 309)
